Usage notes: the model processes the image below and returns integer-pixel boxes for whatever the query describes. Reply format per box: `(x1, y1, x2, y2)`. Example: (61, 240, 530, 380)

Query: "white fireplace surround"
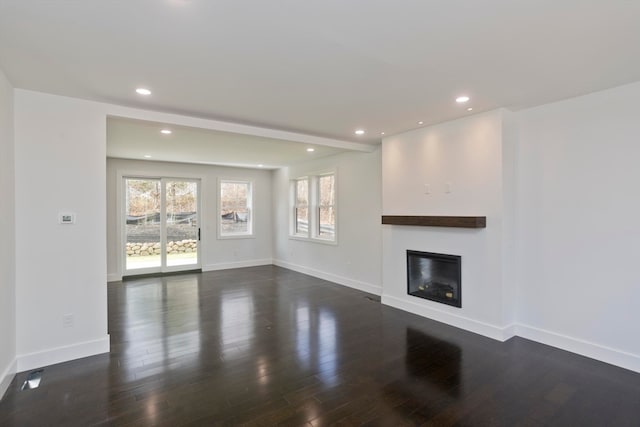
(382, 109, 514, 334)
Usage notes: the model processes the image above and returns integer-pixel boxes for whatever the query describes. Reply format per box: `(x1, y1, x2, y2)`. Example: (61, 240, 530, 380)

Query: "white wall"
(381, 110, 517, 341)
(273, 149, 382, 295)
(515, 81, 640, 372)
(106, 158, 273, 280)
(14, 90, 110, 371)
(0, 68, 16, 399)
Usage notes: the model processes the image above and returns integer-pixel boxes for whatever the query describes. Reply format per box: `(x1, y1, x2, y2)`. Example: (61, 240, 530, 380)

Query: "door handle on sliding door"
(198, 228, 201, 241)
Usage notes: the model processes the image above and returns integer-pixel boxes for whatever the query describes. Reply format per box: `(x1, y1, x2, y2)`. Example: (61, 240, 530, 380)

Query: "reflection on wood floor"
(1, 265, 640, 425)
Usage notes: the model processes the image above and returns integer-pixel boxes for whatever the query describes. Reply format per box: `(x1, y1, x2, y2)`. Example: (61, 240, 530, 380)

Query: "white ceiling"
(1, 1, 640, 145)
(107, 117, 347, 169)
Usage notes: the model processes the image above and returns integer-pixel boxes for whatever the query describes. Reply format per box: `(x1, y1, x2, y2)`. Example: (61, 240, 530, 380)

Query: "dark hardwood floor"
(1, 266, 639, 426)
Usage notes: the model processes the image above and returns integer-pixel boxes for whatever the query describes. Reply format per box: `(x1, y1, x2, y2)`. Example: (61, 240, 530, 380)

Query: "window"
(290, 172, 336, 243)
(317, 174, 335, 240)
(219, 180, 253, 237)
(294, 178, 309, 236)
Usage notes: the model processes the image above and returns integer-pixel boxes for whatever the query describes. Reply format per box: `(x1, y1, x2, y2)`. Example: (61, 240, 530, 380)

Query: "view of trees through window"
(295, 178, 308, 235)
(166, 181, 198, 218)
(126, 179, 160, 218)
(220, 181, 251, 235)
(126, 180, 197, 217)
(292, 173, 336, 241)
(318, 174, 335, 239)
(125, 179, 198, 270)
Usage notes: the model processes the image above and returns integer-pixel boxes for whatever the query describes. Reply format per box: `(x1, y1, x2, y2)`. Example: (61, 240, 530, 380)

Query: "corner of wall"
(0, 358, 17, 401)
(382, 295, 516, 342)
(0, 67, 17, 400)
(271, 150, 382, 292)
(16, 335, 110, 373)
(500, 110, 519, 327)
(13, 89, 108, 367)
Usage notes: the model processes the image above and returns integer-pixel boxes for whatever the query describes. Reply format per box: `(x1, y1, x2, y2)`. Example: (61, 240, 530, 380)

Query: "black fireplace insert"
(406, 250, 461, 308)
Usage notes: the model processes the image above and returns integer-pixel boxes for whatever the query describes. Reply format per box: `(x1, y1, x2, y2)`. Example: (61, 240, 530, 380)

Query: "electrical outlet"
(445, 182, 452, 193)
(424, 184, 431, 195)
(63, 313, 74, 328)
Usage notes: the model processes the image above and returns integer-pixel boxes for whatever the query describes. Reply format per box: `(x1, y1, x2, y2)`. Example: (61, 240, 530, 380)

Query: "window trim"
(217, 178, 255, 240)
(289, 169, 337, 245)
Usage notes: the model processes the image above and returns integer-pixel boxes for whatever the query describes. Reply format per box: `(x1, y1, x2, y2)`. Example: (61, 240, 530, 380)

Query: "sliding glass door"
(165, 180, 199, 267)
(125, 178, 162, 271)
(124, 177, 200, 275)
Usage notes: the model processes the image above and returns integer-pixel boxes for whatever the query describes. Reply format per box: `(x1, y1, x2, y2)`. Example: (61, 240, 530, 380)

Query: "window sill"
(288, 235, 338, 246)
(217, 234, 256, 240)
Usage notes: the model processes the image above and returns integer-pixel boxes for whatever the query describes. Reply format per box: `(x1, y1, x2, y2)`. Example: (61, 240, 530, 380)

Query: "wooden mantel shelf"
(381, 215, 486, 228)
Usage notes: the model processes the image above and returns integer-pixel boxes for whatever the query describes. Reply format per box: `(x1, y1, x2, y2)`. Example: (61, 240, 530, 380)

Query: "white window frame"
(218, 178, 255, 239)
(289, 170, 337, 245)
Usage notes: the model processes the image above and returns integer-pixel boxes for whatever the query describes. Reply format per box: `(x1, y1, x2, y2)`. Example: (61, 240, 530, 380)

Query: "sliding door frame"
(116, 170, 203, 278)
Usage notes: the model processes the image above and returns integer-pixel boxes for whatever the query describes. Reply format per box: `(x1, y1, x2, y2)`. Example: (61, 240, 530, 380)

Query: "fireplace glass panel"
(407, 250, 461, 307)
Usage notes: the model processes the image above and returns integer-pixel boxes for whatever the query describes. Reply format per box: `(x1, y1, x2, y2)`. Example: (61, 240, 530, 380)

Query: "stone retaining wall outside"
(126, 240, 198, 256)
(125, 224, 196, 243)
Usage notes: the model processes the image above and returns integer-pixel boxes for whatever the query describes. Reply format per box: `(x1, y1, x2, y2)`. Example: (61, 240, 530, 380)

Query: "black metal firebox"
(407, 250, 461, 308)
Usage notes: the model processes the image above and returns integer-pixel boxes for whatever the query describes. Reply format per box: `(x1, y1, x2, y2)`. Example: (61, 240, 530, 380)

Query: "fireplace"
(407, 250, 461, 307)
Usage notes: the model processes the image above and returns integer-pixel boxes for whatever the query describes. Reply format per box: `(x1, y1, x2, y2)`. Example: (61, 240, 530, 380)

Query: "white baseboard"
(109, 259, 274, 278)
(107, 273, 122, 282)
(382, 295, 515, 342)
(0, 357, 17, 401)
(273, 259, 382, 296)
(203, 258, 273, 272)
(376, 296, 640, 373)
(17, 335, 110, 373)
(502, 323, 517, 341)
(515, 323, 640, 373)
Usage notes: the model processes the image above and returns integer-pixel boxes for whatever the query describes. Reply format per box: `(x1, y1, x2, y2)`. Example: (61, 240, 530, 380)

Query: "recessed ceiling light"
(306, 148, 315, 152)
(417, 121, 424, 125)
(136, 88, 151, 96)
(355, 129, 365, 135)
(143, 154, 152, 158)
(160, 129, 172, 134)
(381, 132, 385, 135)
(456, 95, 470, 103)
(258, 164, 264, 168)
(467, 107, 473, 111)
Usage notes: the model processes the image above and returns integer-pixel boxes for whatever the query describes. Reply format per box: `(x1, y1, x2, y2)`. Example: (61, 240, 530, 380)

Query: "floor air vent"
(21, 369, 43, 391)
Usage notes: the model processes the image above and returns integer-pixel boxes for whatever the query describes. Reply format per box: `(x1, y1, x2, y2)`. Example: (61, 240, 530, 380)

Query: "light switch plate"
(59, 212, 76, 224)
